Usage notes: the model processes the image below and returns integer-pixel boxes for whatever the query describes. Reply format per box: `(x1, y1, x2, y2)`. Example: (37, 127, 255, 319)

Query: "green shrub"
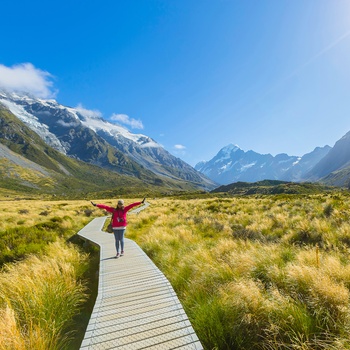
(83, 209, 93, 217)
(0, 227, 57, 265)
(231, 224, 265, 242)
(18, 209, 29, 215)
(289, 230, 323, 246)
(323, 203, 334, 217)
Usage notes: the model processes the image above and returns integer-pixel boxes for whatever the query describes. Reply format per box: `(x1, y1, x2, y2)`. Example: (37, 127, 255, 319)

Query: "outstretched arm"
(124, 201, 143, 212)
(92, 203, 114, 213)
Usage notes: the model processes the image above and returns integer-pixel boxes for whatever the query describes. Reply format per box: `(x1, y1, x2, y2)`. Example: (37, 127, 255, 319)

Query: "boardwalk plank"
(78, 217, 203, 350)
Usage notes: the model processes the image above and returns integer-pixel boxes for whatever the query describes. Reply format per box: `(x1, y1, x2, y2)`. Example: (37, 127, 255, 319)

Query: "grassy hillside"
(0, 106, 202, 198)
(211, 180, 337, 195)
(320, 166, 350, 188)
(0, 105, 155, 179)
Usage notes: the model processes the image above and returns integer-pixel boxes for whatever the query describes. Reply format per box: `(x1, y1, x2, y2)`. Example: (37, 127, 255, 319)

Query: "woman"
(91, 198, 145, 258)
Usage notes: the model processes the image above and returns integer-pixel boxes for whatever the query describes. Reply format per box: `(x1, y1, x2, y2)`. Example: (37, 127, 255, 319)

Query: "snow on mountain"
(67, 105, 160, 148)
(0, 91, 159, 150)
(217, 144, 241, 161)
(0, 91, 216, 189)
(195, 143, 331, 185)
(282, 146, 332, 182)
(0, 94, 67, 154)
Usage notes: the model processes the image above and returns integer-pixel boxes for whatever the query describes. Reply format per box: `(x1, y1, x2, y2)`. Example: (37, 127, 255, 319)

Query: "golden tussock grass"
(2, 194, 350, 349)
(127, 195, 350, 349)
(0, 306, 25, 350)
(0, 240, 89, 350)
(0, 199, 97, 231)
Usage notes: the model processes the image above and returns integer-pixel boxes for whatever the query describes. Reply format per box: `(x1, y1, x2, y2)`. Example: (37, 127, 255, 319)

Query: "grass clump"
(128, 194, 350, 350)
(0, 240, 89, 350)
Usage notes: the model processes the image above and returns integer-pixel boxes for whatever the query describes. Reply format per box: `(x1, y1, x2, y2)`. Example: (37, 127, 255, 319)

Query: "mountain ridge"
(195, 143, 332, 185)
(3, 90, 350, 191)
(305, 131, 350, 181)
(0, 104, 211, 197)
(0, 91, 216, 192)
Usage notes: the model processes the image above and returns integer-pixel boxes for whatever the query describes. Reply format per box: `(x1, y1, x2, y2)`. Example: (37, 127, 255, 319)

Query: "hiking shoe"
(120, 251, 124, 256)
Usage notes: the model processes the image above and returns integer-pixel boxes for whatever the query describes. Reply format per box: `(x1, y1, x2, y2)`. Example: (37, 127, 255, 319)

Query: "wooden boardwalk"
(77, 216, 203, 350)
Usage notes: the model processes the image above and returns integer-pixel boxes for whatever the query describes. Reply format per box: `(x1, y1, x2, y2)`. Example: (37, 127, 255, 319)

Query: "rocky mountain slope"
(0, 91, 216, 192)
(305, 131, 350, 182)
(0, 105, 210, 197)
(195, 144, 331, 185)
(211, 180, 335, 195)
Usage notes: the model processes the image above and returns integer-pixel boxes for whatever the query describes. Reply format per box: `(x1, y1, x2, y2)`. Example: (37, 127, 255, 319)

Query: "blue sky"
(1, 0, 350, 166)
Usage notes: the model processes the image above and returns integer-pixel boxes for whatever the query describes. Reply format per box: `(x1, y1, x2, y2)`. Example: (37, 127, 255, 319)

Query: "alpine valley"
(2, 90, 350, 197)
(0, 91, 216, 197)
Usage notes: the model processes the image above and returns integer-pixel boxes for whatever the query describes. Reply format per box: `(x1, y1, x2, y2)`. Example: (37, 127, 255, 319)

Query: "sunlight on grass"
(2, 194, 350, 349)
(0, 240, 89, 350)
(128, 194, 350, 349)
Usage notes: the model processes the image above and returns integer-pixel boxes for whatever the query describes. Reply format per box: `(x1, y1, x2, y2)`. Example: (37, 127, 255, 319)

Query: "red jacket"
(96, 202, 142, 228)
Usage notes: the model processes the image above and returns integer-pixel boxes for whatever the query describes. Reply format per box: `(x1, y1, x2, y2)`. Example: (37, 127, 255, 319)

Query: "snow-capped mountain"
(0, 94, 67, 154)
(0, 91, 216, 190)
(195, 144, 331, 185)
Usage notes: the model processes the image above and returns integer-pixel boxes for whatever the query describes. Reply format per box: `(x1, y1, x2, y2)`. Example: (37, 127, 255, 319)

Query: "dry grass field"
(0, 241, 89, 350)
(1, 193, 350, 349)
(0, 198, 101, 350)
(127, 194, 350, 349)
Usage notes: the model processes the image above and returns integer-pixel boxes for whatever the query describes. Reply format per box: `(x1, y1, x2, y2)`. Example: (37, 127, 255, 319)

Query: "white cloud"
(110, 113, 144, 129)
(140, 140, 163, 148)
(174, 144, 186, 150)
(173, 144, 187, 156)
(57, 120, 80, 128)
(75, 103, 102, 119)
(0, 63, 56, 98)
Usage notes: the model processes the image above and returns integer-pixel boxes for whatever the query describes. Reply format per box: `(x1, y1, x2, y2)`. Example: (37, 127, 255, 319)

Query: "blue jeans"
(113, 228, 126, 253)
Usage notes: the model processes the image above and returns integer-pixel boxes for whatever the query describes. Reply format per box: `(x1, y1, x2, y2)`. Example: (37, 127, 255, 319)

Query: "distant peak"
(222, 144, 241, 152)
(215, 144, 243, 161)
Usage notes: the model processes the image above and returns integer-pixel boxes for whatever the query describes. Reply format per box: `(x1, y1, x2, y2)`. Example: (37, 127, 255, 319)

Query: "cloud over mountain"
(0, 63, 56, 99)
(110, 113, 144, 129)
(0, 91, 216, 190)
